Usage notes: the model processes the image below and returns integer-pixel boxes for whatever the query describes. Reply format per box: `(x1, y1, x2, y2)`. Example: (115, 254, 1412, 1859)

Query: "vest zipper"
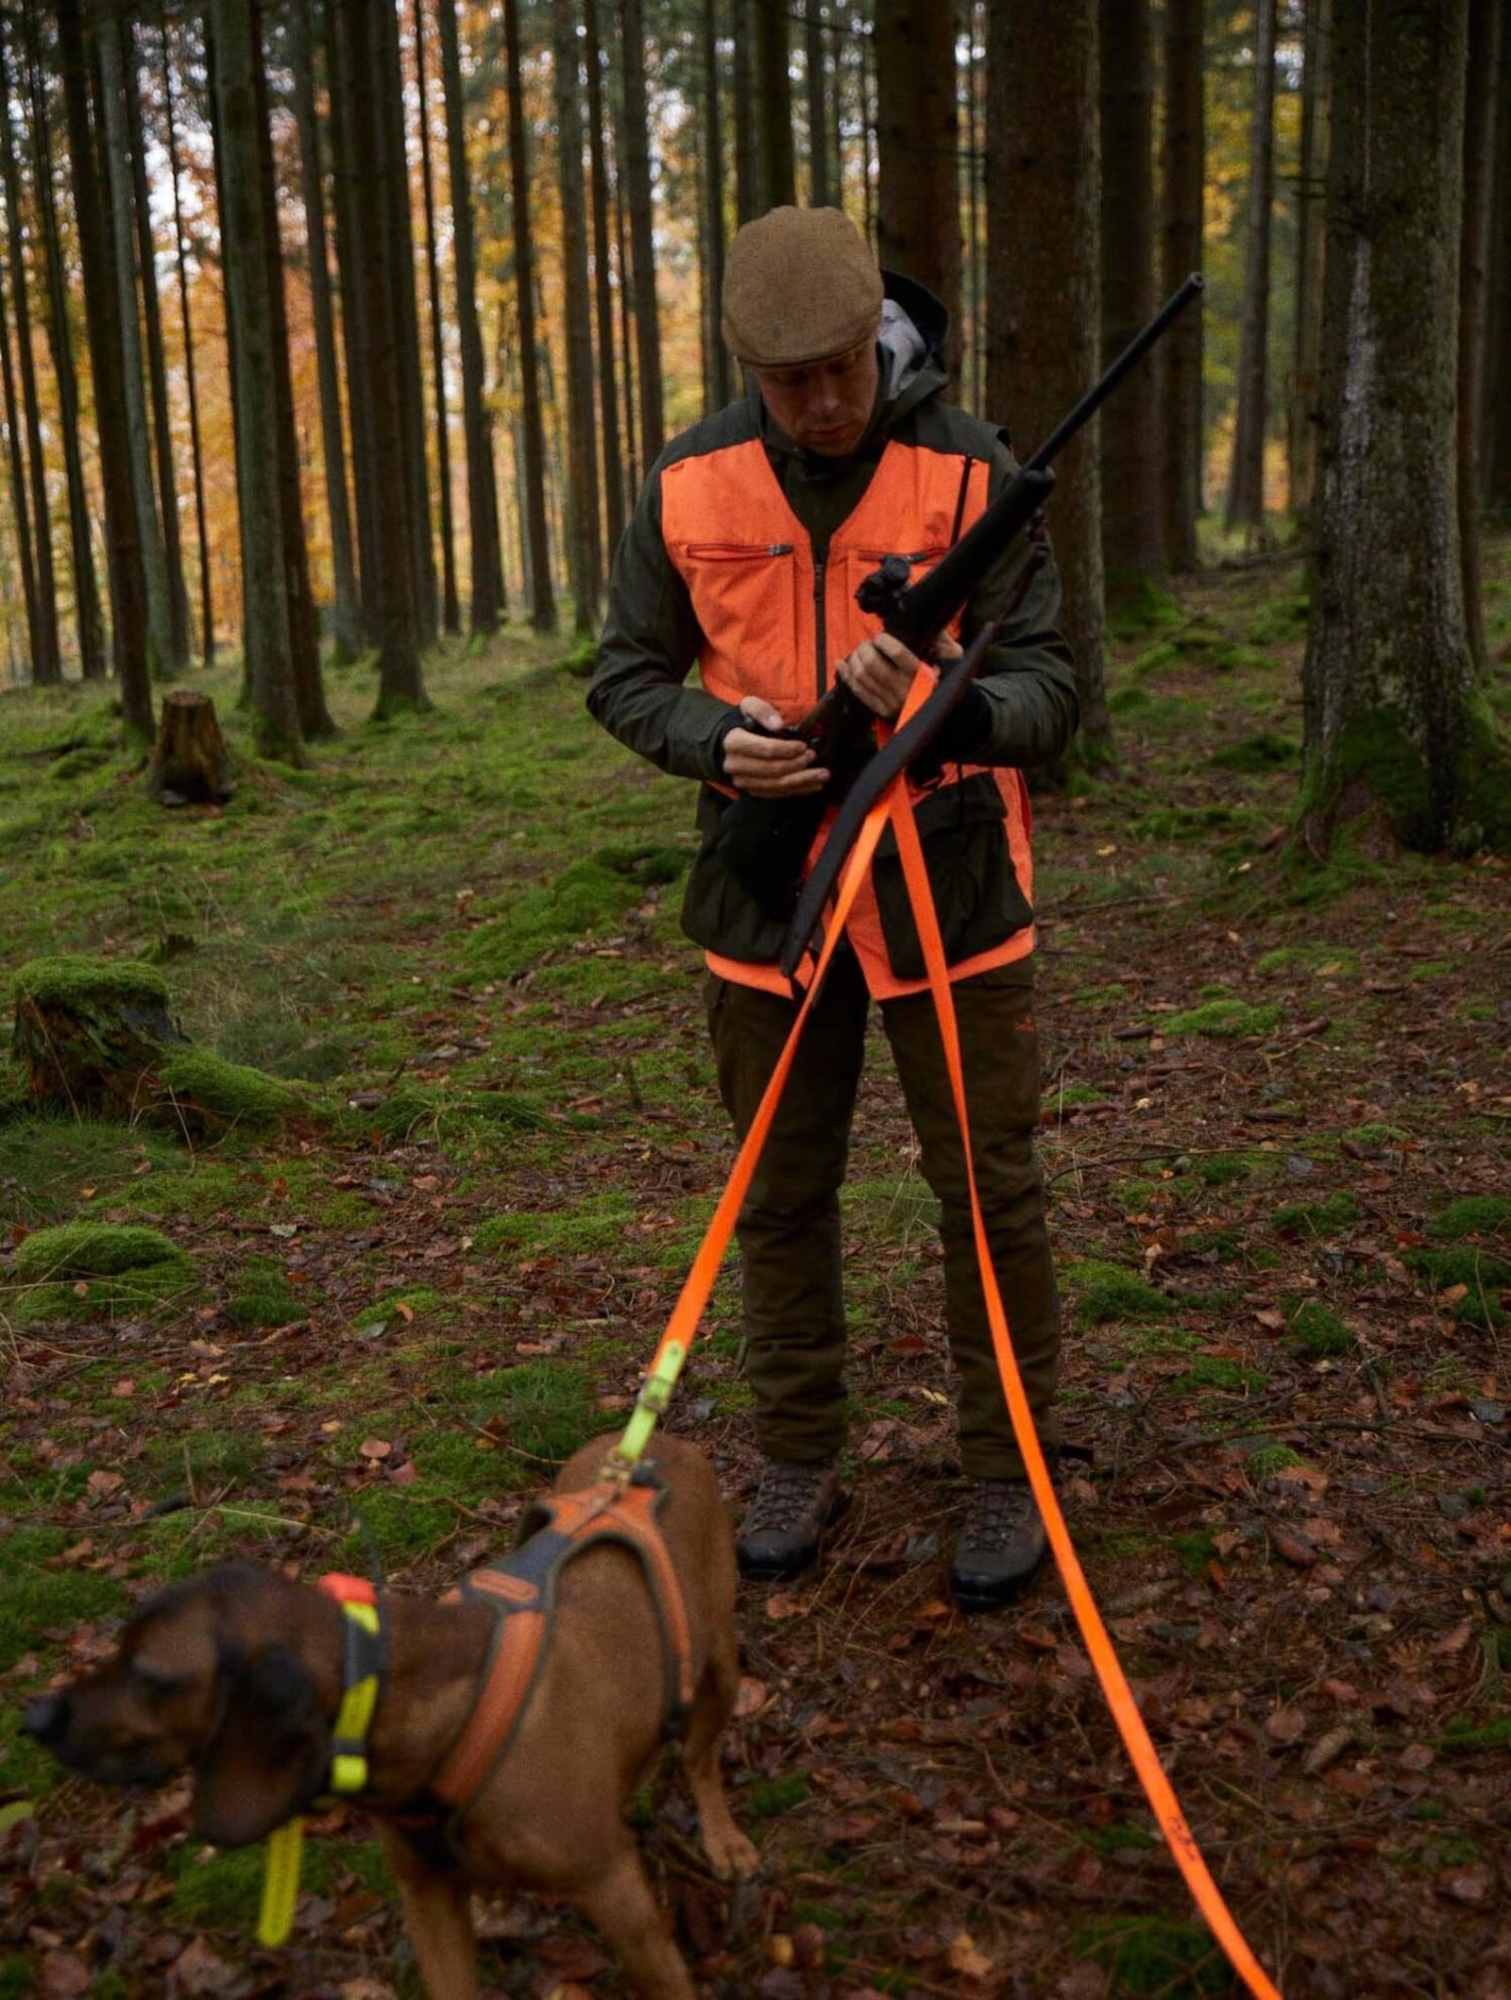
(814, 556, 827, 698)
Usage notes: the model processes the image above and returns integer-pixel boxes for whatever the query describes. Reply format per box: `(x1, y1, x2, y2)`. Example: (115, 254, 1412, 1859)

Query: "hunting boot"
(951, 1477, 1047, 1611)
(736, 1457, 843, 1582)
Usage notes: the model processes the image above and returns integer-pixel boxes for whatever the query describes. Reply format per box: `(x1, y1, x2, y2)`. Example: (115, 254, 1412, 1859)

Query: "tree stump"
(12, 956, 187, 1117)
(147, 689, 232, 805)
(10, 956, 302, 1133)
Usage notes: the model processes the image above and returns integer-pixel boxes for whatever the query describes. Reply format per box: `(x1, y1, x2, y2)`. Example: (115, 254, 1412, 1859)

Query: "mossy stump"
(11, 955, 302, 1132)
(148, 689, 232, 806)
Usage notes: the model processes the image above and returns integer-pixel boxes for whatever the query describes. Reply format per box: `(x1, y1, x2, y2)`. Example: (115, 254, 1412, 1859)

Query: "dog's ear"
(191, 1644, 331, 1847)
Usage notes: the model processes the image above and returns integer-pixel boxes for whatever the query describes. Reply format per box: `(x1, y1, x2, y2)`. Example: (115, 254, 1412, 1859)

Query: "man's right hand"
(722, 697, 831, 798)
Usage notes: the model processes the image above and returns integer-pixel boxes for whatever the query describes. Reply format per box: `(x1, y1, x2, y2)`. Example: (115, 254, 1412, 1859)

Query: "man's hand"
(722, 696, 830, 798)
(835, 631, 963, 719)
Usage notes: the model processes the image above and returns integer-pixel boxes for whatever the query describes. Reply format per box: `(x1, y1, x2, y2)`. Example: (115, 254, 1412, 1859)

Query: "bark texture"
(752, 0, 796, 213)
(1303, 0, 1509, 856)
(1097, 0, 1161, 600)
(1225, 0, 1278, 534)
(1458, 0, 1501, 670)
(1289, 0, 1329, 521)
(619, 0, 665, 465)
(414, 0, 460, 636)
(552, 0, 603, 633)
(874, 0, 960, 368)
(505, 0, 557, 630)
(1160, 0, 1205, 569)
(985, 0, 1107, 760)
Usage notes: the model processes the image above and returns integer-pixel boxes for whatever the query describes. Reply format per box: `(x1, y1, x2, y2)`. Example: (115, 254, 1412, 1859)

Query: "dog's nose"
(21, 1693, 67, 1744)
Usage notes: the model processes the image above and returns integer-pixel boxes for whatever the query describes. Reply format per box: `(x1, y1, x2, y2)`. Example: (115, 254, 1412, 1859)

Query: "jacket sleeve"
(945, 436, 1081, 770)
(586, 463, 740, 784)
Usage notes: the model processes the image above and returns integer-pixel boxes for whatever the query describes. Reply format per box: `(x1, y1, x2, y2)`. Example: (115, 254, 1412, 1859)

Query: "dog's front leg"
(576, 1843, 698, 2000)
(380, 1825, 478, 2000)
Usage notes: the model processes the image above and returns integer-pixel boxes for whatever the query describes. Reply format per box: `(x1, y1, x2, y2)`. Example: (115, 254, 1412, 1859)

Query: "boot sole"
(950, 1553, 1046, 1614)
(736, 1491, 848, 1584)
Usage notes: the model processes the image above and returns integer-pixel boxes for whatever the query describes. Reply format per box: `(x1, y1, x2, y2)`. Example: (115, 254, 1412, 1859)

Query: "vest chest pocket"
(678, 543, 802, 711)
(871, 772, 1033, 981)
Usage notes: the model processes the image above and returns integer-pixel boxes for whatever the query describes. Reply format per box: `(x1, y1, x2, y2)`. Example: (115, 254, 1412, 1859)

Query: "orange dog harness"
(429, 1466, 697, 1817)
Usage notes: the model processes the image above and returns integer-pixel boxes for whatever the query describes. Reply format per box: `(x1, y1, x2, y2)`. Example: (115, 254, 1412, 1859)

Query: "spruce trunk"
(1302, 0, 1509, 855)
(1225, 0, 1278, 537)
(504, 0, 556, 631)
(986, 0, 1109, 763)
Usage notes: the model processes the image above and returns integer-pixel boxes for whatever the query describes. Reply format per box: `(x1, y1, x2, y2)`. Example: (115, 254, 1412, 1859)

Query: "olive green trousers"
(706, 949, 1061, 1478)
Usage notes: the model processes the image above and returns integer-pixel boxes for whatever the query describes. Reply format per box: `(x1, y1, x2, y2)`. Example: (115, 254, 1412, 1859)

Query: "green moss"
(452, 1361, 601, 1465)
(1273, 1192, 1361, 1235)
(1284, 1297, 1354, 1358)
(1164, 998, 1282, 1038)
(0, 1556, 128, 1675)
(169, 1836, 390, 1928)
(1171, 1355, 1265, 1395)
(1192, 1154, 1252, 1187)
(157, 1048, 305, 1127)
(1065, 1259, 1171, 1326)
(1246, 1443, 1304, 1479)
(464, 844, 688, 977)
(227, 1254, 303, 1328)
(11, 954, 170, 1013)
(1129, 804, 1254, 843)
(1246, 595, 1309, 645)
(12, 1221, 183, 1281)
(749, 1773, 811, 1817)
(475, 1192, 636, 1258)
(1209, 732, 1300, 773)
(1107, 579, 1185, 639)
(1431, 1196, 1511, 1241)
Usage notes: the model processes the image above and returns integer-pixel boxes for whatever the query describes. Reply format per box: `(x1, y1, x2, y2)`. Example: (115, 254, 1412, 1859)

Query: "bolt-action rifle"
(713, 272, 1205, 967)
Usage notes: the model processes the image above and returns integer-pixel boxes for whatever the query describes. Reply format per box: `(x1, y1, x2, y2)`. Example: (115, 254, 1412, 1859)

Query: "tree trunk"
(697, 0, 731, 414)
(1483, 0, 1511, 514)
(874, 0, 959, 368)
(552, 0, 604, 634)
(288, 0, 361, 663)
(328, 0, 429, 711)
(437, 0, 506, 632)
(0, 217, 42, 686)
(805, 1, 831, 209)
(414, 0, 460, 636)
(324, 0, 380, 649)
(97, 11, 177, 682)
(504, 0, 557, 632)
(207, 0, 302, 762)
(1303, 0, 1509, 855)
(861, 25, 877, 249)
(25, 0, 106, 681)
(124, 23, 191, 674)
(619, 0, 665, 465)
(732, 0, 756, 225)
(0, 24, 60, 685)
(377, 0, 437, 645)
(1098, 0, 1162, 604)
(1160, 0, 1205, 571)
(1288, 0, 1329, 524)
(160, 18, 216, 666)
(1225, 0, 1278, 536)
(965, 2, 984, 412)
(985, 0, 1108, 763)
(613, 117, 639, 493)
(56, 0, 152, 735)
(250, 0, 331, 739)
(585, 0, 628, 543)
(1458, 0, 1501, 672)
(753, 0, 796, 213)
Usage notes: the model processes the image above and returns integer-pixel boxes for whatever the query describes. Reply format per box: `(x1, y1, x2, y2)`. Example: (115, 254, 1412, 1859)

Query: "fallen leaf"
(39, 1954, 90, 1997)
(1438, 1863, 1493, 1904)
(395, 1301, 416, 1321)
(87, 1470, 123, 1498)
(946, 1930, 998, 1980)
(1265, 1706, 1307, 1746)
(734, 1676, 768, 1718)
(1269, 1527, 1318, 1568)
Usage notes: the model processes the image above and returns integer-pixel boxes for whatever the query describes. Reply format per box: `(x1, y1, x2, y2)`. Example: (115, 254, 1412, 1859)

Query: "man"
(588, 206, 1078, 1610)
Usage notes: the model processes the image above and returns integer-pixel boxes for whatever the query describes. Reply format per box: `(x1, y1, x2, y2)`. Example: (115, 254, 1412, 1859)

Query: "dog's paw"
(702, 1822, 760, 1883)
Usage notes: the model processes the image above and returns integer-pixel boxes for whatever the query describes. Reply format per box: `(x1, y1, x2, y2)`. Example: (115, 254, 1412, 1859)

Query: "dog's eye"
(130, 1659, 188, 1698)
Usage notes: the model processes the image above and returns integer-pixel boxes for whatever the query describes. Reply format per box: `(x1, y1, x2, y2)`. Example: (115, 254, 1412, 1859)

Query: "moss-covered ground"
(1, 542, 1509, 1996)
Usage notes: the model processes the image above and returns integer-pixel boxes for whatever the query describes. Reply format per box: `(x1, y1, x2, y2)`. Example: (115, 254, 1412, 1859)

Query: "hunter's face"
(752, 337, 880, 457)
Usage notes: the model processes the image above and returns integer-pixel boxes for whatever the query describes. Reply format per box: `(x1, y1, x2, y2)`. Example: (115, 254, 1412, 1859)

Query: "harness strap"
(428, 1477, 695, 1819)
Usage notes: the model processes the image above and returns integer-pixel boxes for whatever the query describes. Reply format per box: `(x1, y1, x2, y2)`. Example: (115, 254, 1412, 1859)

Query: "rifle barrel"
(1028, 272, 1204, 472)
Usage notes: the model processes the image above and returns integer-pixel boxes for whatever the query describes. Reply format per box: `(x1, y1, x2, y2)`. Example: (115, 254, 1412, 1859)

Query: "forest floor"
(1, 540, 1509, 2000)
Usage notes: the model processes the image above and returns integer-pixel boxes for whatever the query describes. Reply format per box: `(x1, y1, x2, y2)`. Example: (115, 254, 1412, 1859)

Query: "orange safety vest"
(660, 433, 1036, 1001)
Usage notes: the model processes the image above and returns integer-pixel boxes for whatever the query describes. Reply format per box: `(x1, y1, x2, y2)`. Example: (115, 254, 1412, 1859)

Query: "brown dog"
(22, 1433, 758, 1999)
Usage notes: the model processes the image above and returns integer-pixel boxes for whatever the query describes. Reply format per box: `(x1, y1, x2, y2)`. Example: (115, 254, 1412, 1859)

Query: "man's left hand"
(834, 631, 963, 719)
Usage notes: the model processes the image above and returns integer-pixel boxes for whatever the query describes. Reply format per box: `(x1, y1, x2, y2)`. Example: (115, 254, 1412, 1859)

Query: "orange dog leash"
(613, 672, 1283, 1999)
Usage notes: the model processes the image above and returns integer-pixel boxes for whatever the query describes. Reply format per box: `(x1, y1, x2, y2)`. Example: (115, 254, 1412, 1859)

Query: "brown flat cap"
(722, 206, 884, 368)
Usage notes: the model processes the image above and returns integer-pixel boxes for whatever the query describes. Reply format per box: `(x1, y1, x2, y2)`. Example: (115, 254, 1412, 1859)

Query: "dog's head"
(22, 1561, 336, 1847)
